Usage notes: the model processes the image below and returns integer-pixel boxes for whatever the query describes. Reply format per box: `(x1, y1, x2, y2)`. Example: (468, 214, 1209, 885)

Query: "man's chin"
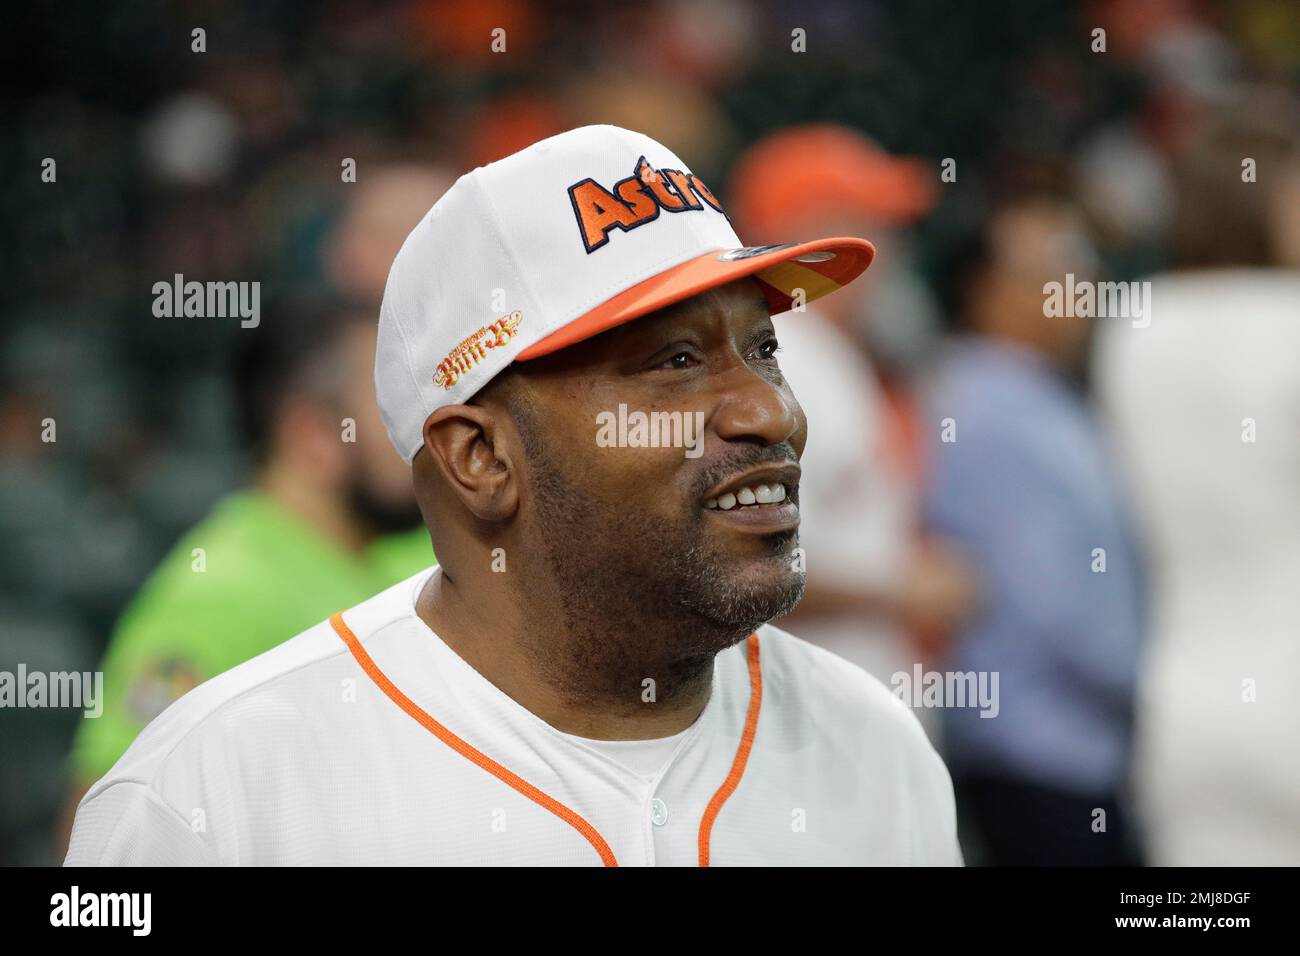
(683, 556, 807, 636)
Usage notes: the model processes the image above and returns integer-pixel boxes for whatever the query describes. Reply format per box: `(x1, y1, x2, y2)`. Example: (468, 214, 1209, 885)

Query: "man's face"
(496, 277, 808, 649)
(986, 202, 1095, 364)
(338, 321, 423, 533)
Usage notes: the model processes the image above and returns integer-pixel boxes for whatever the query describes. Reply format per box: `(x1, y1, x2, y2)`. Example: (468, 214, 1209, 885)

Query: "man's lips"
(702, 463, 801, 505)
(700, 462, 801, 534)
(703, 497, 800, 534)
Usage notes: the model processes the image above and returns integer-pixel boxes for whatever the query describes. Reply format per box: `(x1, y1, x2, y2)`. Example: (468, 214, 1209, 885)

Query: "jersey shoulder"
(753, 624, 962, 865)
(753, 622, 939, 753)
(84, 567, 434, 796)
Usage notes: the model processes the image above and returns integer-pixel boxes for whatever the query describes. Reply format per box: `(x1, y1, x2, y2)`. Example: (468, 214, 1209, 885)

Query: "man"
(62, 163, 453, 833)
(66, 125, 960, 866)
(64, 299, 432, 809)
(326, 164, 457, 303)
(924, 196, 1145, 865)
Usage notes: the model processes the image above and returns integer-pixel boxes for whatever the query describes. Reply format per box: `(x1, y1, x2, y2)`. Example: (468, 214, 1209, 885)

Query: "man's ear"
(419, 404, 519, 522)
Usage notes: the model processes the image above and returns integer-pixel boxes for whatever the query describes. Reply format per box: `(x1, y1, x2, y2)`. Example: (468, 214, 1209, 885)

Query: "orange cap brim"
(516, 236, 875, 361)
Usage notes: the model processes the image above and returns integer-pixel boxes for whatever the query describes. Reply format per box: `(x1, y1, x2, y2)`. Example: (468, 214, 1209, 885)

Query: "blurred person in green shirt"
(63, 296, 435, 822)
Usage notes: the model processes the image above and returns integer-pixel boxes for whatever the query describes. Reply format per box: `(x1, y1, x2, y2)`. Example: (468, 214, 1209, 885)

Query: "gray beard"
(514, 435, 804, 711)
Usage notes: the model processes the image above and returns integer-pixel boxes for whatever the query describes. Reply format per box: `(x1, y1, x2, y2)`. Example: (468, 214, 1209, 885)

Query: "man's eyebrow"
(655, 295, 764, 329)
(728, 290, 771, 318)
(615, 289, 772, 348)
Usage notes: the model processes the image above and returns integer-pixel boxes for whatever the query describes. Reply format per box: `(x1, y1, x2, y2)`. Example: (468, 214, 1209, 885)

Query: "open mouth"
(704, 482, 789, 511)
(700, 463, 800, 533)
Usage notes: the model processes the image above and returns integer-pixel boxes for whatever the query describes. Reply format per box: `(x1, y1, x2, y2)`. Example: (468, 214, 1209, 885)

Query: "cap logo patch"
(567, 156, 725, 254)
(717, 243, 797, 261)
(433, 310, 522, 390)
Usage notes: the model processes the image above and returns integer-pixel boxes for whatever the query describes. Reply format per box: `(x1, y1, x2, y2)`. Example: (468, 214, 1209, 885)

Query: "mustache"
(690, 441, 800, 502)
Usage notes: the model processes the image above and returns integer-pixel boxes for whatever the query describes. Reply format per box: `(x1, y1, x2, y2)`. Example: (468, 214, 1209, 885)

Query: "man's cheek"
(592, 406, 709, 469)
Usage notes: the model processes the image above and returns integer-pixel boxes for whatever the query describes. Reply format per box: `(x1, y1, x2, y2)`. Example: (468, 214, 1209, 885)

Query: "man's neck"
(415, 567, 717, 741)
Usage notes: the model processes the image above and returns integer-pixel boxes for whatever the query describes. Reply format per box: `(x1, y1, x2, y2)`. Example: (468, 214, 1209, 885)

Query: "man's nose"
(710, 364, 802, 448)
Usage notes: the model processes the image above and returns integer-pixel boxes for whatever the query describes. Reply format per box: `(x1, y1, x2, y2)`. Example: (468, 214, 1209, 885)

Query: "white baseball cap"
(376, 124, 875, 462)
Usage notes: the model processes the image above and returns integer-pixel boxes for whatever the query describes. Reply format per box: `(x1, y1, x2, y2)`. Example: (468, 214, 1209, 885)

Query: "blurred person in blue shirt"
(924, 195, 1146, 866)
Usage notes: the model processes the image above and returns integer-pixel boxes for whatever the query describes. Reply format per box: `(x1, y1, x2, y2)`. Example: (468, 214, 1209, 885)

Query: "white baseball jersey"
(67, 566, 961, 866)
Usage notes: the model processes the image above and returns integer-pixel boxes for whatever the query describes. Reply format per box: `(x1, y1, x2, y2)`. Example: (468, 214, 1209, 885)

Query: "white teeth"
(706, 483, 789, 510)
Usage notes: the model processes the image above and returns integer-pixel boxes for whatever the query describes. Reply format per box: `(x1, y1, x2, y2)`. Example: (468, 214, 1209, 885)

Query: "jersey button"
(650, 797, 669, 827)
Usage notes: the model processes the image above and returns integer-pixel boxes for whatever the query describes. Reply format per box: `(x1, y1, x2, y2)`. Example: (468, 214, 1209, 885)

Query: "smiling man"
(66, 126, 960, 866)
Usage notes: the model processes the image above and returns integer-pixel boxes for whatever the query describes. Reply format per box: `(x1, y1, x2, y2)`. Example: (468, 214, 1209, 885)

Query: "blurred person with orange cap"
(727, 125, 978, 695)
(1094, 89, 1300, 865)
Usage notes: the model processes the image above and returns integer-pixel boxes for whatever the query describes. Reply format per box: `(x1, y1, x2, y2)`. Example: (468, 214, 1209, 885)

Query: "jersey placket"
(330, 610, 762, 866)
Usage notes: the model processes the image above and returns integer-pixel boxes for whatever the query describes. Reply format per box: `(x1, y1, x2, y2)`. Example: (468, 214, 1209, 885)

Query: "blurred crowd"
(3, 0, 1298, 865)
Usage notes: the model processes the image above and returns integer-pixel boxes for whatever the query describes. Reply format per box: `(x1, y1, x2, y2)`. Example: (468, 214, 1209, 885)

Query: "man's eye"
(757, 338, 781, 360)
(661, 351, 695, 370)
